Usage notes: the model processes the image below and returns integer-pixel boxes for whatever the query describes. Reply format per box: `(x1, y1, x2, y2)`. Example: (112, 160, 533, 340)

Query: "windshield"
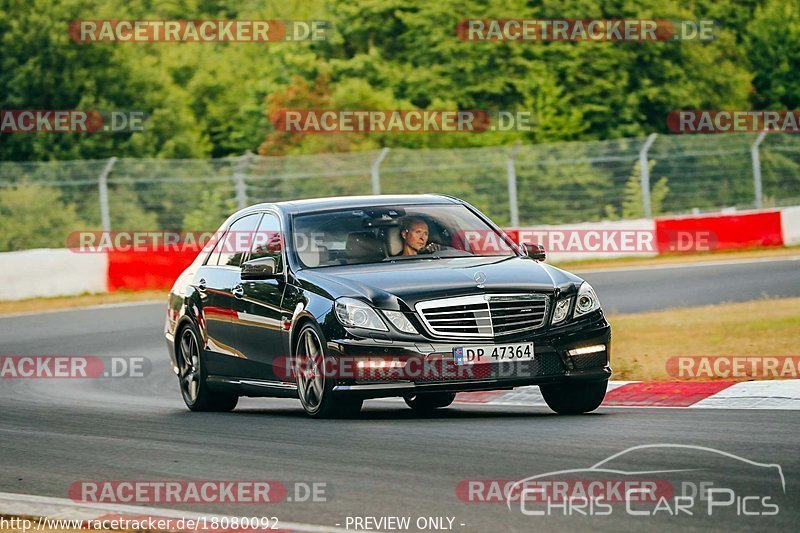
(291, 204, 518, 268)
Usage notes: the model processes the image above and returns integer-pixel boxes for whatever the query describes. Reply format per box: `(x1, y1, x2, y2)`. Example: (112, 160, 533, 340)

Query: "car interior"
(295, 214, 454, 268)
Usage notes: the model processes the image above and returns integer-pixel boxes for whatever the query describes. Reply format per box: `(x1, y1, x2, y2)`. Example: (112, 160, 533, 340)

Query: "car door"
(198, 212, 262, 377)
(235, 212, 289, 381)
(194, 234, 234, 365)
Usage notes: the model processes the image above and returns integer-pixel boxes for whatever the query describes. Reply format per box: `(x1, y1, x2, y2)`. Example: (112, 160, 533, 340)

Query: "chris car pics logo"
(505, 444, 785, 518)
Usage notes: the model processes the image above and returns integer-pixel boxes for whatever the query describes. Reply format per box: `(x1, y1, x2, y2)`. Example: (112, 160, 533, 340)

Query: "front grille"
(415, 294, 549, 339)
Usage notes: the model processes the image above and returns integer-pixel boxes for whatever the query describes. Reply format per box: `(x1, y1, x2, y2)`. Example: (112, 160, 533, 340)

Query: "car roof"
(244, 194, 461, 215)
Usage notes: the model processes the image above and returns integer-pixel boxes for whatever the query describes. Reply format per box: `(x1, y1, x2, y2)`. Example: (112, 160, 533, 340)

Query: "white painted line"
(0, 300, 165, 319)
(573, 255, 800, 275)
(437, 382, 800, 410)
(0, 491, 360, 533)
(451, 383, 633, 407)
(691, 380, 800, 410)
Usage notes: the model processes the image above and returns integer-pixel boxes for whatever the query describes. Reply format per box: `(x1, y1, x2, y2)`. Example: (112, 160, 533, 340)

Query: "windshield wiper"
(383, 254, 443, 262)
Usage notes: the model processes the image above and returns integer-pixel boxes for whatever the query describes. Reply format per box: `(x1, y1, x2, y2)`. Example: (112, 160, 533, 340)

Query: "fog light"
(567, 344, 606, 356)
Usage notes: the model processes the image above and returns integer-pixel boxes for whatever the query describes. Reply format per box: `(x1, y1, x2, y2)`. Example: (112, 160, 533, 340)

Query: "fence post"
(98, 157, 117, 232)
(234, 151, 252, 209)
(639, 133, 658, 218)
(371, 147, 390, 195)
(507, 142, 522, 227)
(751, 131, 767, 209)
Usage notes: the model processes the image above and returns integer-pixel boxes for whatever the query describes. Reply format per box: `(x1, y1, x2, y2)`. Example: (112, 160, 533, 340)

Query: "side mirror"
(521, 242, 546, 261)
(241, 256, 279, 280)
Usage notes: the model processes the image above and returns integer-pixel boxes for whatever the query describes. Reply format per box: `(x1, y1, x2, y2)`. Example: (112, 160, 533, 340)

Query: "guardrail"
(1, 206, 797, 301)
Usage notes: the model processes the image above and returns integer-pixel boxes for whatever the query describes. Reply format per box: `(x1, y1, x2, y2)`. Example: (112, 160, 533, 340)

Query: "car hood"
(296, 256, 582, 309)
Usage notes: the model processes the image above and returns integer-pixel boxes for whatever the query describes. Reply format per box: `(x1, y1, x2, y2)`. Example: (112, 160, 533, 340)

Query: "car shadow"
(224, 404, 609, 421)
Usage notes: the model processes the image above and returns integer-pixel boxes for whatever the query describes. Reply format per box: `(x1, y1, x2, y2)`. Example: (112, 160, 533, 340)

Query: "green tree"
(107, 187, 160, 230)
(0, 184, 88, 250)
(746, 0, 800, 109)
(615, 160, 670, 219)
(182, 187, 237, 231)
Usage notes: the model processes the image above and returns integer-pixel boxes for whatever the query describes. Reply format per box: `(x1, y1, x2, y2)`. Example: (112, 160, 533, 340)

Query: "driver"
(399, 216, 441, 255)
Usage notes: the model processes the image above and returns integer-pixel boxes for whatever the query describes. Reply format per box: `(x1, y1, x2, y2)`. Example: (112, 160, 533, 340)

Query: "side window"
(248, 213, 283, 271)
(205, 230, 227, 266)
(216, 213, 262, 268)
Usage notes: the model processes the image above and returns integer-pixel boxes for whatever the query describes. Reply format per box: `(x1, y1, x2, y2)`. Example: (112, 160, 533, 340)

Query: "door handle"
(233, 284, 244, 299)
(197, 278, 207, 292)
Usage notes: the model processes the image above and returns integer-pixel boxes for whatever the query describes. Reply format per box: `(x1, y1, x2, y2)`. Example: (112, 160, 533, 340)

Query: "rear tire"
(540, 381, 607, 415)
(176, 322, 238, 412)
(295, 323, 363, 419)
(404, 393, 456, 412)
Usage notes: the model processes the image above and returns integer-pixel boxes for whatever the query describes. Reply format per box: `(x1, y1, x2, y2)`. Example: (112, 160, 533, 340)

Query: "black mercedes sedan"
(165, 195, 611, 418)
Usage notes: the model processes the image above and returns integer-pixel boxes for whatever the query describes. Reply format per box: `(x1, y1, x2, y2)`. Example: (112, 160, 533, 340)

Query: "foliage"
(606, 160, 670, 219)
(182, 186, 238, 231)
(745, 0, 800, 109)
(1, 0, 798, 251)
(0, 0, 792, 161)
(0, 184, 89, 249)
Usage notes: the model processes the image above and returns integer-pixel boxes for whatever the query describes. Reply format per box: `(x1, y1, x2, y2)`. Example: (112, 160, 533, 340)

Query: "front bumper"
(326, 314, 611, 399)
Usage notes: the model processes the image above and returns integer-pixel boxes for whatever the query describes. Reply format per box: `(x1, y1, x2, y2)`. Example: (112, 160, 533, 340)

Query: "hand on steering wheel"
(419, 242, 442, 254)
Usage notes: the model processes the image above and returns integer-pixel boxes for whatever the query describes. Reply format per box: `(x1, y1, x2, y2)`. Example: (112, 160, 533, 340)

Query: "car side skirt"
(207, 375, 299, 399)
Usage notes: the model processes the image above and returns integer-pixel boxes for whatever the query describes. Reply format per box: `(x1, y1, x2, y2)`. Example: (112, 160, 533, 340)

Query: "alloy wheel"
(297, 328, 326, 412)
(178, 327, 201, 404)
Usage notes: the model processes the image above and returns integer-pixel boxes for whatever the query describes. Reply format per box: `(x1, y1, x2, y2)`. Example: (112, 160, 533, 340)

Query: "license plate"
(453, 342, 534, 365)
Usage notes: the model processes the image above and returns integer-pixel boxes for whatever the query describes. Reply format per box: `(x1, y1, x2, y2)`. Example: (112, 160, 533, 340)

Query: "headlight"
(551, 298, 571, 324)
(382, 310, 418, 334)
(574, 282, 600, 317)
(335, 298, 388, 331)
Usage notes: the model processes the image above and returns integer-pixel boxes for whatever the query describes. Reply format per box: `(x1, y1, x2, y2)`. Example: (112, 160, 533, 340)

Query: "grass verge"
(0, 290, 167, 316)
(609, 297, 800, 381)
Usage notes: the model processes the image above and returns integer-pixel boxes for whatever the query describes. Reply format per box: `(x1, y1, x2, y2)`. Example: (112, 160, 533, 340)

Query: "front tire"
(540, 381, 607, 415)
(295, 323, 362, 419)
(404, 393, 456, 412)
(176, 322, 238, 412)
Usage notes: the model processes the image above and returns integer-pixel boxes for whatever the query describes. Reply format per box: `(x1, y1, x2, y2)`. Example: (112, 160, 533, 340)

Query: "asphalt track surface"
(575, 255, 800, 313)
(1, 258, 799, 532)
